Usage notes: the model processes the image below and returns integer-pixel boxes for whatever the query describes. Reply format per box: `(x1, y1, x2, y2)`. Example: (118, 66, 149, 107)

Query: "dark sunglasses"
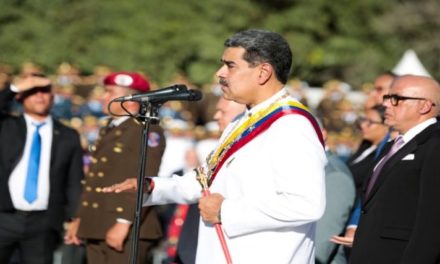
(383, 94, 436, 107)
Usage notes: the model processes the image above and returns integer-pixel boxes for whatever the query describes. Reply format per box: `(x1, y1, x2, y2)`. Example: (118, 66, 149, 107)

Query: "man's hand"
(64, 218, 82, 245)
(105, 222, 131, 252)
(330, 226, 356, 247)
(102, 178, 138, 193)
(199, 193, 224, 224)
(13, 76, 51, 92)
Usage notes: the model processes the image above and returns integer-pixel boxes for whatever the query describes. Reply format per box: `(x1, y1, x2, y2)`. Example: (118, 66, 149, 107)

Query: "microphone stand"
(129, 102, 160, 264)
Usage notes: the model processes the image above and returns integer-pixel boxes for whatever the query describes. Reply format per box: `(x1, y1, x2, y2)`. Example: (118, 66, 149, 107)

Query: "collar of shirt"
(218, 88, 291, 144)
(351, 144, 378, 164)
(110, 116, 130, 127)
(401, 117, 437, 145)
(244, 88, 289, 117)
(23, 114, 53, 132)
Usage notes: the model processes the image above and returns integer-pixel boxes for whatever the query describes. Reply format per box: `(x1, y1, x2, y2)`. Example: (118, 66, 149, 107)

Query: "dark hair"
(370, 104, 386, 123)
(224, 29, 292, 84)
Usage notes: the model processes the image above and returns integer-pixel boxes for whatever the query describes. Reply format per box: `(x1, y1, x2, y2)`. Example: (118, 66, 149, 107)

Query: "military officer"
(65, 72, 166, 264)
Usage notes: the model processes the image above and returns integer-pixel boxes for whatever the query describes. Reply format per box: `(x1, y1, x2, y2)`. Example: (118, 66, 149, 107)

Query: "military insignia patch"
(148, 132, 160, 147)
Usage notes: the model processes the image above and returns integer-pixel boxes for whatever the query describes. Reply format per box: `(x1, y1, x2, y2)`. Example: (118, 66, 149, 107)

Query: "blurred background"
(1, 0, 439, 86)
(0, 0, 439, 157)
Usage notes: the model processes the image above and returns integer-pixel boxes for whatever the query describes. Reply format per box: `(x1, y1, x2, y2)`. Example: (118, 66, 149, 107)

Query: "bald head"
(394, 75, 440, 106)
(213, 97, 246, 132)
(383, 75, 440, 133)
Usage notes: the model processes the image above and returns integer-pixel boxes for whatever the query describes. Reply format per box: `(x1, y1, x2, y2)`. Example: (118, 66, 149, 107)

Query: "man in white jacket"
(105, 29, 327, 264)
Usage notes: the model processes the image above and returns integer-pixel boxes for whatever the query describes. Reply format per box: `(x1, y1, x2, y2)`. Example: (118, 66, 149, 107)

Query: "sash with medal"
(204, 99, 324, 186)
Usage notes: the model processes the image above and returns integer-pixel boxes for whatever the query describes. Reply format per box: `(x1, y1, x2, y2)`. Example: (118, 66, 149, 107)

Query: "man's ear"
(419, 100, 434, 115)
(257, 63, 273, 85)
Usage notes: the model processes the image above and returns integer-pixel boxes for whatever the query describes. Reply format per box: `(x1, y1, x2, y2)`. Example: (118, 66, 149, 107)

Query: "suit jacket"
(348, 142, 377, 199)
(351, 122, 440, 264)
(0, 87, 84, 231)
(315, 151, 355, 264)
(77, 118, 165, 240)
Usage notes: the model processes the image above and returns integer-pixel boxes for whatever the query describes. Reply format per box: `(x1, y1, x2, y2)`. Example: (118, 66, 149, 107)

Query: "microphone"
(113, 84, 203, 104)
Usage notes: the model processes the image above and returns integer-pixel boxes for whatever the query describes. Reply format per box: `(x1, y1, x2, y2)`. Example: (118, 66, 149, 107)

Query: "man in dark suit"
(350, 75, 440, 263)
(0, 75, 84, 264)
(65, 72, 165, 264)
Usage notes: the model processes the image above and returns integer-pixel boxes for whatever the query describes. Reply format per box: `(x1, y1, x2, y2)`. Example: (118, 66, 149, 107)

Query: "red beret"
(103, 72, 150, 92)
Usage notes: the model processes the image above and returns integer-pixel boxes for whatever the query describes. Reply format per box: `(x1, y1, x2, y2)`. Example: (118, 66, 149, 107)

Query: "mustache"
(219, 78, 228, 87)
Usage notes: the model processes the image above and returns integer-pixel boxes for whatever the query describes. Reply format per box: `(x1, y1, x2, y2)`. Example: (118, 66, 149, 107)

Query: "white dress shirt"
(8, 114, 53, 211)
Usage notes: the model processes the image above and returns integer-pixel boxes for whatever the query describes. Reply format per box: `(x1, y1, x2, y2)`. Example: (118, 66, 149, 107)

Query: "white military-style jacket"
(145, 89, 327, 264)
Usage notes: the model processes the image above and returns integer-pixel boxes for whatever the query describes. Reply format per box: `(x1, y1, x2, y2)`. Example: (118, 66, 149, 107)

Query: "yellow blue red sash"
(207, 100, 324, 185)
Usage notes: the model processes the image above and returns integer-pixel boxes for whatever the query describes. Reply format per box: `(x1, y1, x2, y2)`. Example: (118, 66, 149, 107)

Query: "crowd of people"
(0, 61, 365, 163)
(1, 28, 440, 264)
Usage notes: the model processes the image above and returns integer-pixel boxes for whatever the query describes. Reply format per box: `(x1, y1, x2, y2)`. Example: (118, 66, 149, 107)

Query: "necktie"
(24, 122, 45, 203)
(365, 136, 404, 198)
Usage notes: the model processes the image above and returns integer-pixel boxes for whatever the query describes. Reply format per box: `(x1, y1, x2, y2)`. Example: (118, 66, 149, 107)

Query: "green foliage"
(0, 0, 438, 87)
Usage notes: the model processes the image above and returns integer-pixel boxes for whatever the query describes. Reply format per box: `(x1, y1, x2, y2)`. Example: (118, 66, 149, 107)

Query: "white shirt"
(8, 114, 53, 211)
(145, 89, 327, 263)
(375, 118, 438, 171)
(401, 117, 437, 147)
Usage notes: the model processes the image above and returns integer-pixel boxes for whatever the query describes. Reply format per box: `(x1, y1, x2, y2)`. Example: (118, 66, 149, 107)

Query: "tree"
(0, 0, 438, 87)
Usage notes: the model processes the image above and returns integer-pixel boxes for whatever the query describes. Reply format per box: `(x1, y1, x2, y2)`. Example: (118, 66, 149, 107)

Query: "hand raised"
(14, 76, 51, 92)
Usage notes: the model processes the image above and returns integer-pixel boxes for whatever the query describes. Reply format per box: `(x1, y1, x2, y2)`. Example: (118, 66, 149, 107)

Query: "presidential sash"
(206, 100, 324, 185)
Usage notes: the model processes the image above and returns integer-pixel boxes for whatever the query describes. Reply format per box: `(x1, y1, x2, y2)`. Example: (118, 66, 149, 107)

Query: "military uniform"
(77, 118, 165, 263)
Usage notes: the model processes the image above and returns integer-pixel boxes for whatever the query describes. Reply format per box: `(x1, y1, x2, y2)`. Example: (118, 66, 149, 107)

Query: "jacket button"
(361, 210, 366, 214)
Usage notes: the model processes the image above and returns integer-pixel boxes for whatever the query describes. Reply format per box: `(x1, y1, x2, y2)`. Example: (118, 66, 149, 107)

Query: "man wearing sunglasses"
(350, 75, 440, 264)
